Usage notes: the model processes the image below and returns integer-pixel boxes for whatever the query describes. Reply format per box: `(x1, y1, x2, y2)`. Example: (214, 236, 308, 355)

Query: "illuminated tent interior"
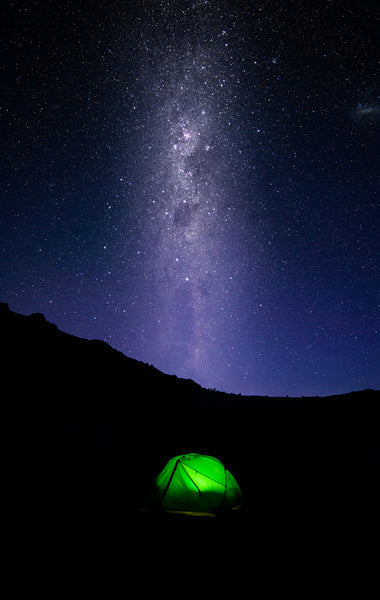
(143, 453, 243, 516)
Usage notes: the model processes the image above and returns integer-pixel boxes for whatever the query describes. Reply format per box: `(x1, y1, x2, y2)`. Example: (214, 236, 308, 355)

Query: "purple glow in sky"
(1, 1, 379, 396)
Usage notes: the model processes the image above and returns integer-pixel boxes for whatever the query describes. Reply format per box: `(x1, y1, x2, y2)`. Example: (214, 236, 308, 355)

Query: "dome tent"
(144, 453, 243, 516)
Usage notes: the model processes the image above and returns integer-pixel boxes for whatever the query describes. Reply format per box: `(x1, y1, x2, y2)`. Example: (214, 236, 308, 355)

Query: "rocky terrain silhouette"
(3, 302, 379, 598)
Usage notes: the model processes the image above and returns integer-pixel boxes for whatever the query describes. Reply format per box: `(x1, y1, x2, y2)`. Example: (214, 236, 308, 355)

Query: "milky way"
(141, 8, 247, 383)
(1, 1, 379, 396)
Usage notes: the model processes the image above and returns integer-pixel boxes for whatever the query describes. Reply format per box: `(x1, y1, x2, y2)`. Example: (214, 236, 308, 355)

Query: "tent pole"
(222, 465, 227, 510)
(160, 458, 181, 503)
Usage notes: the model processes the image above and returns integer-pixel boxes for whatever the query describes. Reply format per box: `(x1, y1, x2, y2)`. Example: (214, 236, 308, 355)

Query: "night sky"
(1, 1, 379, 396)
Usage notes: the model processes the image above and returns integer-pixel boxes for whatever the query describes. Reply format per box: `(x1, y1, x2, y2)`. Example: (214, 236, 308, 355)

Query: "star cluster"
(1, 1, 379, 395)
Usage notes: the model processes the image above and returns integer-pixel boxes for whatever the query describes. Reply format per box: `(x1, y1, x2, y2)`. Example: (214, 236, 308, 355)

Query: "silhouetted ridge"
(3, 302, 379, 596)
(2, 301, 377, 454)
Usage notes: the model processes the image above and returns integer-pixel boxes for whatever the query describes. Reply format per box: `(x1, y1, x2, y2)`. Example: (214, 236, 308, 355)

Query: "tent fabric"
(146, 453, 243, 515)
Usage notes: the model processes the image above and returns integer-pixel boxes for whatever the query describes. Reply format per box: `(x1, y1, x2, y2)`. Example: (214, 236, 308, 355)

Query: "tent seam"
(181, 464, 219, 512)
(182, 463, 227, 488)
(160, 458, 181, 503)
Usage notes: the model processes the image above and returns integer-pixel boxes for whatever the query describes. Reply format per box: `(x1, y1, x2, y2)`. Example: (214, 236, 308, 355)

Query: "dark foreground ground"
(3, 303, 380, 597)
(6, 439, 380, 599)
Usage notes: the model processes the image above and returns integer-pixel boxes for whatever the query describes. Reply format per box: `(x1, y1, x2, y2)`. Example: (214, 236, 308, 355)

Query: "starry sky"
(1, 0, 379, 396)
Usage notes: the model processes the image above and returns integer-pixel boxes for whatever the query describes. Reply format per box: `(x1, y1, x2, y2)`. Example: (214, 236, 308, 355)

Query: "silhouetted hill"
(3, 302, 379, 598)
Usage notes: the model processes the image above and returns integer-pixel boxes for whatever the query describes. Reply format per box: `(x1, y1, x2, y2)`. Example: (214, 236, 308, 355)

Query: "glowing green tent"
(145, 453, 243, 516)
